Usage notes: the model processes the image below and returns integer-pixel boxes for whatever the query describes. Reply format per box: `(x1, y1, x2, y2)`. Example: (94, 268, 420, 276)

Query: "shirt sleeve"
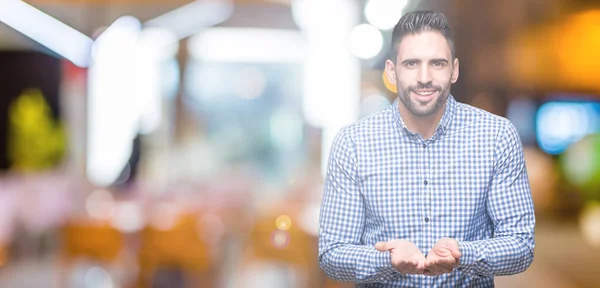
(457, 120, 535, 277)
(318, 128, 398, 283)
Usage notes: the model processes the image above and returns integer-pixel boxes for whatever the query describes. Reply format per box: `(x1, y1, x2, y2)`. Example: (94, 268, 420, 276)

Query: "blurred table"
(496, 220, 600, 288)
(0, 220, 597, 287)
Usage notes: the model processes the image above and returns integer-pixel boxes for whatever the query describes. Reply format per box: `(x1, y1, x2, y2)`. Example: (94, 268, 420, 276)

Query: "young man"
(318, 10, 535, 287)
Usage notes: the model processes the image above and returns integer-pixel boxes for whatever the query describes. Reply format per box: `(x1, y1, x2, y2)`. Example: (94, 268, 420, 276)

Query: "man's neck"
(398, 102, 446, 139)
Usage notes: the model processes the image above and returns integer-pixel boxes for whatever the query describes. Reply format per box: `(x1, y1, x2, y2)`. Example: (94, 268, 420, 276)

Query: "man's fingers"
(407, 256, 426, 268)
(395, 259, 425, 275)
(433, 258, 456, 271)
(374, 242, 388, 252)
(436, 262, 454, 272)
(424, 267, 445, 276)
(451, 249, 462, 260)
(399, 259, 417, 270)
(415, 259, 426, 271)
(427, 256, 456, 265)
(444, 239, 462, 259)
(424, 257, 438, 269)
(423, 256, 456, 276)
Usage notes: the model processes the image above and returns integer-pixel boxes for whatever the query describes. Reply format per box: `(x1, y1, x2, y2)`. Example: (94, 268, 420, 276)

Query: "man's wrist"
(457, 241, 477, 268)
(371, 249, 399, 282)
(374, 249, 393, 269)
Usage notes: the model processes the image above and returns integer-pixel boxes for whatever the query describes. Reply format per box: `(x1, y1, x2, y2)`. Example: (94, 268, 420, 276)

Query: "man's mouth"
(413, 90, 437, 96)
(411, 89, 438, 100)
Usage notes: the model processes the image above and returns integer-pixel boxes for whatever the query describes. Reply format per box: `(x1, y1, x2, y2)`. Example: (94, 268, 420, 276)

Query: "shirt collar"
(392, 94, 457, 138)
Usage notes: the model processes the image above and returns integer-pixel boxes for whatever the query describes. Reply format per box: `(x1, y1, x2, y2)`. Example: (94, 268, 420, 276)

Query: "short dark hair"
(390, 10, 455, 62)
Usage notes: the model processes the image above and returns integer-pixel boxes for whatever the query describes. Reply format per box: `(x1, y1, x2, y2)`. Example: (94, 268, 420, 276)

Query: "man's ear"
(451, 58, 459, 84)
(385, 59, 397, 85)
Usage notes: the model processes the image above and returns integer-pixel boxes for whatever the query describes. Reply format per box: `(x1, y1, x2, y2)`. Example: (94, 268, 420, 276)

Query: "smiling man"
(318, 10, 535, 287)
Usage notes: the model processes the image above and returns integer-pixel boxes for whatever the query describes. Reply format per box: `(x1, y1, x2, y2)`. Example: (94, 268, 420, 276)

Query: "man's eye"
(432, 62, 445, 67)
(406, 62, 417, 67)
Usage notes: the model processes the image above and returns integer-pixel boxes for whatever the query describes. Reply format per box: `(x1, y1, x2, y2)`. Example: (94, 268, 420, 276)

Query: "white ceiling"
(0, 1, 298, 50)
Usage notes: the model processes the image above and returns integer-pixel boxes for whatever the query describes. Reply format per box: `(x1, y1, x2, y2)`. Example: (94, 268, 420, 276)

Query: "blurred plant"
(7, 88, 67, 171)
(560, 133, 600, 202)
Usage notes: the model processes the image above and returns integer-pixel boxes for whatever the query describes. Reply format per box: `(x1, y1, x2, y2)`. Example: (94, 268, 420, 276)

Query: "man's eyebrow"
(430, 58, 449, 63)
(400, 58, 421, 65)
(400, 58, 449, 64)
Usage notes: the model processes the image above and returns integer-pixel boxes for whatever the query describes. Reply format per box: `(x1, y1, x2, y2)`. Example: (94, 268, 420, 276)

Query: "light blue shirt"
(318, 95, 535, 287)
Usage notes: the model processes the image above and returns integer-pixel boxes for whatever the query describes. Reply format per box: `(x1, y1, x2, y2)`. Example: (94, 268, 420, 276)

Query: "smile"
(415, 91, 435, 96)
(411, 90, 438, 100)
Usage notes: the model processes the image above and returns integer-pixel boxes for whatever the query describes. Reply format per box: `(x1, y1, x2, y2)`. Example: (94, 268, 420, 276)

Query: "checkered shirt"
(318, 95, 535, 287)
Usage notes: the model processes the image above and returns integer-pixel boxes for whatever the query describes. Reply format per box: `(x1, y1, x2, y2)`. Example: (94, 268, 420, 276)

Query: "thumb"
(374, 242, 389, 252)
(450, 242, 462, 259)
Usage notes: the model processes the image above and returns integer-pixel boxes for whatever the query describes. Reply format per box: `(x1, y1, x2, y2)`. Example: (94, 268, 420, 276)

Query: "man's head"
(385, 10, 459, 118)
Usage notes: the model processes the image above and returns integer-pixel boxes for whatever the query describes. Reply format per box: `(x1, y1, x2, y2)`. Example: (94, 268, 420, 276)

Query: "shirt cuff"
(374, 249, 392, 268)
(371, 249, 396, 283)
(457, 241, 477, 268)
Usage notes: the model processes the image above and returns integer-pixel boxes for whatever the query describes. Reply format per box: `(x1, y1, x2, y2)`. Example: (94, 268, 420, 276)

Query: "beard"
(397, 81, 451, 117)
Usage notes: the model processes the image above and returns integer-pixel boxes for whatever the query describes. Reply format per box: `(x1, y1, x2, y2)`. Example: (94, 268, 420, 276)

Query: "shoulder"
(340, 105, 397, 144)
(452, 101, 518, 141)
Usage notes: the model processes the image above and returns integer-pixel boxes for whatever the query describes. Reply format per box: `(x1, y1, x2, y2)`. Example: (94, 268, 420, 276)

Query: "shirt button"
(424, 180, 428, 185)
(422, 144, 426, 148)
(425, 217, 429, 222)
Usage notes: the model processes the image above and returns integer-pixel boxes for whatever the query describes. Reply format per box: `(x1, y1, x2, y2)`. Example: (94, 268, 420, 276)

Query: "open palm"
(424, 238, 461, 276)
(375, 239, 426, 274)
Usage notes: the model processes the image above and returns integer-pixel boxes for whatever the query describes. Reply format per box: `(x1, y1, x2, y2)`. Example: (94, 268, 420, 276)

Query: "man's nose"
(417, 65, 432, 84)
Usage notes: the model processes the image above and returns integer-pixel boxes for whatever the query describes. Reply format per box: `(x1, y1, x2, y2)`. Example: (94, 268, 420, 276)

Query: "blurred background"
(0, 0, 599, 287)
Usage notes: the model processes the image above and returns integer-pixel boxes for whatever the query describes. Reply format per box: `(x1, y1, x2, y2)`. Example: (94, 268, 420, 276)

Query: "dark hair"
(390, 10, 455, 62)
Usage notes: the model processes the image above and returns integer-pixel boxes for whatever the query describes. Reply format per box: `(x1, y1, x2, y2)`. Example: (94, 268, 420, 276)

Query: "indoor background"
(0, 0, 599, 287)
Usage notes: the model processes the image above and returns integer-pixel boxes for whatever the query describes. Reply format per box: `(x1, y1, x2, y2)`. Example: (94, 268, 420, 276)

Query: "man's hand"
(375, 240, 426, 275)
(424, 238, 461, 276)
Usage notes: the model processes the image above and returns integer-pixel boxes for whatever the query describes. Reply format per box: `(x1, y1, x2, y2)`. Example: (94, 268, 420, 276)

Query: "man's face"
(385, 31, 459, 117)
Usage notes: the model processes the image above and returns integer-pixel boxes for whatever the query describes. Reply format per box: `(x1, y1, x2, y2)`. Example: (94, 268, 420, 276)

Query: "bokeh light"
(275, 215, 292, 231)
(347, 24, 383, 59)
(536, 102, 600, 155)
(579, 202, 600, 248)
(365, 0, 409, 30)
(271, 230, 290, 249)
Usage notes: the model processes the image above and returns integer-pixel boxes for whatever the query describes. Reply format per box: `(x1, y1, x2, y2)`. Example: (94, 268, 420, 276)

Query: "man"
(318, 10, 535, 287)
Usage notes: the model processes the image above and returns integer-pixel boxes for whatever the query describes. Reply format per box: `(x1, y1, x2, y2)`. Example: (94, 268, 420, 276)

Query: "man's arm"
(457, 121, 535, 277)
(318, 128, 398, 283)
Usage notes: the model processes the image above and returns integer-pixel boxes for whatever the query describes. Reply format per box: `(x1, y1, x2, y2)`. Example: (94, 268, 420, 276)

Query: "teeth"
(415, 91, 434, 96)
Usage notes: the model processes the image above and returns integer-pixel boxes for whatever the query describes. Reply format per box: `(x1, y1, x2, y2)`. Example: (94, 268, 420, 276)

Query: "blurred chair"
(59, 220, 125, 287)
(0, 243, 7, 269)
(137, 211, 219, 288)
(238, 206, 322, 288)
(322, 276, 355, 288)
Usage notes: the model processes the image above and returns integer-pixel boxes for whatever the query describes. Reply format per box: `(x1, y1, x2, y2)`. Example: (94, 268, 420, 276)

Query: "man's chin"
(408, 102, 438, 117)
(411, 110, 436, 117)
